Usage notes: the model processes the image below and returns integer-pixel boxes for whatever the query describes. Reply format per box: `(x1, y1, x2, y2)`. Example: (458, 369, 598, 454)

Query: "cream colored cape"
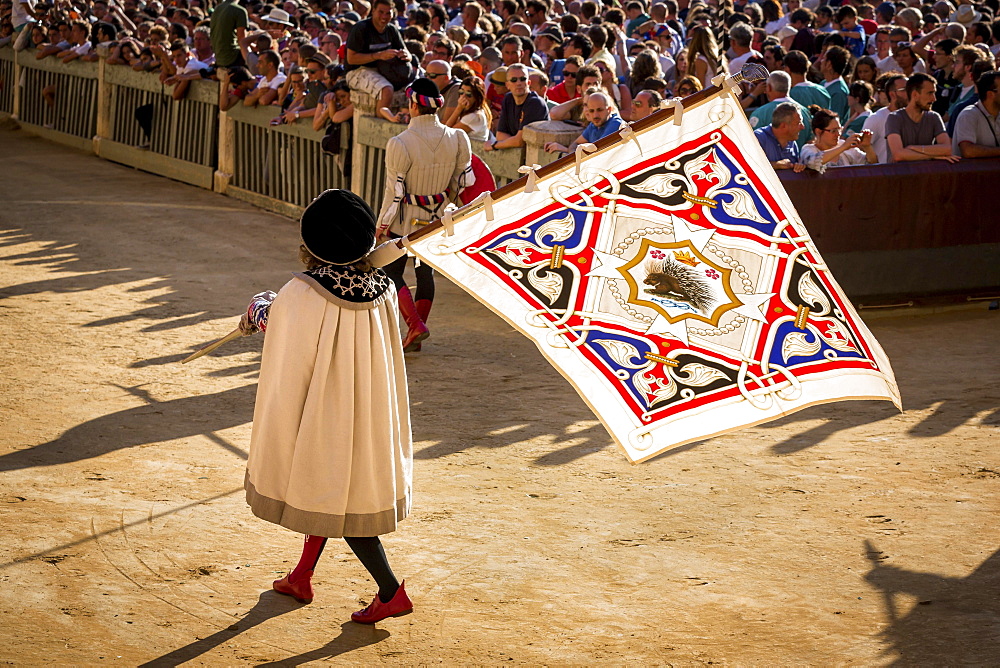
(245, 275, 412, 537)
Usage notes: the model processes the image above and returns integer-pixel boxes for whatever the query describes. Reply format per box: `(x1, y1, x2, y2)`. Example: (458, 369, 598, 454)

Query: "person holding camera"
(800, 107, 878, 172)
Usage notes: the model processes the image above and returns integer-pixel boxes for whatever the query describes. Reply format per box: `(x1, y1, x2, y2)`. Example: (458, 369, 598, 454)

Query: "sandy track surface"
(1, 128, 998, 665)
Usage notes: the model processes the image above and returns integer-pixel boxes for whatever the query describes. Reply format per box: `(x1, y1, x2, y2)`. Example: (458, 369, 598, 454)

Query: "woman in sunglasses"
(444, 75, 492, 142)
(673, 74, 702, 98)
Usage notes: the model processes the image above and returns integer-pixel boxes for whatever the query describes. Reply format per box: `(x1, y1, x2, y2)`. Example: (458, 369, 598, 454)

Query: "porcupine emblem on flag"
(407, 79, 900, 463)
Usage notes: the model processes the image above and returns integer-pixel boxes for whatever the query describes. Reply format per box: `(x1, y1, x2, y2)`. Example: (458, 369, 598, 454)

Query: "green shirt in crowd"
(210, 0, 248, 68)
(824, 77, 850, 126)
(748, 97, 814, 148)
(789, 81, 831, 112)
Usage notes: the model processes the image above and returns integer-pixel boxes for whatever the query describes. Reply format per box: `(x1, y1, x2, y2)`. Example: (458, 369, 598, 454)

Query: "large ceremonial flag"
(405, 71, 901, 463)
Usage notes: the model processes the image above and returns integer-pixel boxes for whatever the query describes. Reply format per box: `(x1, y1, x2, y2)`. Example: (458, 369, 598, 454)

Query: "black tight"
(344, 536, 400, 603)
(383, 250, 435, 302)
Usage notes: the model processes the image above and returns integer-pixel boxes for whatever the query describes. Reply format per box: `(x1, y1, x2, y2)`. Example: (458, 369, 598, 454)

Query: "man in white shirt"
(726, 22, 761, 73)
(862, 73, 907, 163)
(56, 20, 93, 63)
(244, 49, 287, 107)
(952, 70, 1000, 157)
(162, 40, 210, 99)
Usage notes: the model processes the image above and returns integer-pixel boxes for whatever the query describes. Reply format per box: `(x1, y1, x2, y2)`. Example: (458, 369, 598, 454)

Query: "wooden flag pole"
(180, 327, 243, 364)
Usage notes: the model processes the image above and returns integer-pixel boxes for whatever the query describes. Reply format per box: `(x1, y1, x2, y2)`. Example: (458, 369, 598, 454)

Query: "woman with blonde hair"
(443, 75, 492, 141)
(687, 25, 721, 89)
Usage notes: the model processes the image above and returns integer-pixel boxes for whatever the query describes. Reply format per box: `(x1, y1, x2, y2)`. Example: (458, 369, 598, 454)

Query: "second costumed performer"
(241, 189, 414, 624)
(376, 77, 472, 352)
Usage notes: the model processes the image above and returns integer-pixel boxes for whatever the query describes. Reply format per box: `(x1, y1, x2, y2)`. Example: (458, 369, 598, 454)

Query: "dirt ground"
(1, 127, 998, 666)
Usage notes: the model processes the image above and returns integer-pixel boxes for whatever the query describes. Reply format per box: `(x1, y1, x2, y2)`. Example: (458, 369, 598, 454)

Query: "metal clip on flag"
(378, 63, 901, 462)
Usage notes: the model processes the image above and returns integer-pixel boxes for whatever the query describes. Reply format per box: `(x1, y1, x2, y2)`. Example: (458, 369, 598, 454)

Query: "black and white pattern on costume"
(297, 265, 392, 305)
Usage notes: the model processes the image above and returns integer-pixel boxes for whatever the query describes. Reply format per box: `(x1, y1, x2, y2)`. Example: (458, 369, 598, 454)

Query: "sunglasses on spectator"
(507, 76, 528, 82)
(427, 71, 448, 78)
(307, 67, 321, 73)
(563, 68, 579, 75)
(459, 90, 474, 96)
(677, 87, 694, 95)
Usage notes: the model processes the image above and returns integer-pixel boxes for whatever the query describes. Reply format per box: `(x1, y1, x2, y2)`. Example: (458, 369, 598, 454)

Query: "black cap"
(300, 189, 377, 265)
(539, 26, 564, 42)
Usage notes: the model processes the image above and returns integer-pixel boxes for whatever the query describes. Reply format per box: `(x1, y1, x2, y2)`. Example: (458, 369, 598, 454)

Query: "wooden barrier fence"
(1, 45, 996, 303)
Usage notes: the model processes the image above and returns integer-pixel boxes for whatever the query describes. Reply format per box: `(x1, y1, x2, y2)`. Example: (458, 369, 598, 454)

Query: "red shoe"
(351, 581, 413, 624)
(397, 287, 429, 352)
(273, 570, 314, 603)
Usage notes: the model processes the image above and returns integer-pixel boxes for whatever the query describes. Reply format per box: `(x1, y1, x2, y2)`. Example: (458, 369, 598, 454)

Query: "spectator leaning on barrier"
(484, 62, 549, 152)
(863, 73, 908, 163)
(749, 70, 813, 147)
(754, 101, 807, 172)
(885, 72, 958, 163)
(219, 65, 258, 111)
(163, 40, 210, 100)
(56, 19, 92, 63)
(345, 0, 410, 122)
(244, 49, 286, 107)
(544, 88, 626, 154)
(549, 63, 601, 121)
(951, 70, 1000, 157)
(800, 106, 877, 170)
(283, 53, 332, 124)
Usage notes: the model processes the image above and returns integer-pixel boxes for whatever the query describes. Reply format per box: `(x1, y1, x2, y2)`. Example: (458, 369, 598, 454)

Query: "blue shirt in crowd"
(581, 113, 627, 143)
(754, 126, 800, 164)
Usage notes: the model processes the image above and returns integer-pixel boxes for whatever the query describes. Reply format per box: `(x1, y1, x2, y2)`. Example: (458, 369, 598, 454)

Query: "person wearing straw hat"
(240, 189, 415, 624)
(261, 7, 294, 49)
(375, 77, 472, 353)
(949, 3, 983, 27)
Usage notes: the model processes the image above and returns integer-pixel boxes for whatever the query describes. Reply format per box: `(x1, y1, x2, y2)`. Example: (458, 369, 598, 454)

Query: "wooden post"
(349, 88, 377, 197)
(94, 45, 111, 155)
(215, 109, 234, 193)
(11, 51, 22, 121)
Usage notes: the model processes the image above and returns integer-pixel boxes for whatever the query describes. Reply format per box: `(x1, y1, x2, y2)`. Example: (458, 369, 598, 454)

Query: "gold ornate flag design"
(407, 84, 901, 463)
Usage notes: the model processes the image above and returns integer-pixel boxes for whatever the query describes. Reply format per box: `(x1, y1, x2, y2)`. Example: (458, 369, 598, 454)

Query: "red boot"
(273, 570, 314, 603)
(397, 287, 428, 352)
(351, 581, 413, 624)
(409, 299, 433, 352)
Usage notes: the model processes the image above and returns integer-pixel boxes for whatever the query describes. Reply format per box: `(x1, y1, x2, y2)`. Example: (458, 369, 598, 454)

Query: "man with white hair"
(749, 70, 813, 146)
(543, 89, 626, 154)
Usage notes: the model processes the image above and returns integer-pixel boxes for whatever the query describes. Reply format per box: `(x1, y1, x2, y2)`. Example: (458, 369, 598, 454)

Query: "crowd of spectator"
(2, 0, 998, 166)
